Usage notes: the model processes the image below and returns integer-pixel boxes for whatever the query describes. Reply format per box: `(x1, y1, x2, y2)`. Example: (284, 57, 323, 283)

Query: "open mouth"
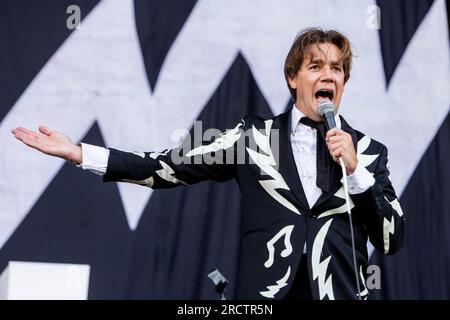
(314, 89, 334, 101)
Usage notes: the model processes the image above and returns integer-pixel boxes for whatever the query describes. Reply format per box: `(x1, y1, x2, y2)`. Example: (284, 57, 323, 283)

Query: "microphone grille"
(318, 100, 334, 116)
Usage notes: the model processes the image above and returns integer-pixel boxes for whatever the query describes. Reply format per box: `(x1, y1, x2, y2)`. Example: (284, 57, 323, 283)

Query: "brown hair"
(284, 27, 353, 101)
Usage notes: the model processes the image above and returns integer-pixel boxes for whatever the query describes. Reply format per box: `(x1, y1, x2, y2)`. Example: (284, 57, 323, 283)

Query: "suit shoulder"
(240, 114, 273, 129)
(353, 129, 388, 155)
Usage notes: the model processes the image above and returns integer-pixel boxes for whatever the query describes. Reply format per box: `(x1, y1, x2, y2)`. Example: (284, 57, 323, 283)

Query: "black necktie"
(299, 117, 333, 192)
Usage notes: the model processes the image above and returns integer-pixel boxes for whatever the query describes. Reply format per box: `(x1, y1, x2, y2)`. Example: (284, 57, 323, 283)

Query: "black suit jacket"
(103, 109, 405, 300)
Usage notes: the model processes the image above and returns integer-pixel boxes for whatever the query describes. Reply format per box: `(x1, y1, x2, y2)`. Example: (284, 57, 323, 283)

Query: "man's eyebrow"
(307, 59, 343, 66)
(308, 59, 324, 65)
(330, 60, 343, 66)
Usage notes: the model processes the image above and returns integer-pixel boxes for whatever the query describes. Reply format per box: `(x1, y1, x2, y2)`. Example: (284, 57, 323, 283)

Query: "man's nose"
(320, 66, 334, 83)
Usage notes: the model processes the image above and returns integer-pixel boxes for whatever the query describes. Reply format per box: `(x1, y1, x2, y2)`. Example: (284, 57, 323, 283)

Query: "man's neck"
(293, 103, 322, 122)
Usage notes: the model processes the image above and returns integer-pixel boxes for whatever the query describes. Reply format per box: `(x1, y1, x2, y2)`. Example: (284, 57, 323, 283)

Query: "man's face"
(288, 43, 345, 122)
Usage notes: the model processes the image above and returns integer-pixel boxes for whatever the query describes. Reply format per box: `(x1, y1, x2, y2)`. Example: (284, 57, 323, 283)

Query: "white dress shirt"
(78, 107, 375, 253)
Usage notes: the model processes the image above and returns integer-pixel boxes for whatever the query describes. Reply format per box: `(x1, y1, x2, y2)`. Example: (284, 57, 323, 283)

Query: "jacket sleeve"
(351, 145, 405, 255)
(103, 119, 245, 189)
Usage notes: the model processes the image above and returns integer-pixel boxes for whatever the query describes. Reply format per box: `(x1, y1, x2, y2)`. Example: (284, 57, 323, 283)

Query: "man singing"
(11, 27, 404, 300)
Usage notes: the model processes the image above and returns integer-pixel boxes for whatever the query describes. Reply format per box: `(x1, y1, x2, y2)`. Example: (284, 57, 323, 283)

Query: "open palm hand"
(11, 126, 81, 163)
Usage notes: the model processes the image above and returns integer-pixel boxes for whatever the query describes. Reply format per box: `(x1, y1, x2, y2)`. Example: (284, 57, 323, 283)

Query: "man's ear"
(288, 76, 297, 90)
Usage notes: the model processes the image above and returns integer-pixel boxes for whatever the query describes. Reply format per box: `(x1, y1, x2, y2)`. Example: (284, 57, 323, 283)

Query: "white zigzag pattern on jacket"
(149, 149, 170, 160)
(186, 122, 243, 157)
(259, 266, 291, 298)
(318, 186, 355, 218)
(357, 265, 369, 300)
(156, 160, 188, 185)
(357, 135, 379, 168)
(121, 177, 154, 188)
(312, 219, 335, 300)
(387, 197, 404, 217)
(383, 217, 395, 254)
(246, 120, 300, 215)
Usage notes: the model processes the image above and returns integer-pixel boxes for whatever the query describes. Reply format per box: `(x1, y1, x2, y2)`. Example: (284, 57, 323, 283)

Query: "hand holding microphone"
(318, 100, 358, 175)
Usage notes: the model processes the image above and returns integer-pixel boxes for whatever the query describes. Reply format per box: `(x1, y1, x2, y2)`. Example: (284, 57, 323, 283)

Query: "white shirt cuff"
(76, 143, 110, 176)
(346, 162, 375, 194)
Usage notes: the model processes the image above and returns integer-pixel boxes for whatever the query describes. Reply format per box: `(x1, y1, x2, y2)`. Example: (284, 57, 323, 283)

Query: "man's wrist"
(346, 167, 355, 175)
(346, 162, 375, 194)
(68, 144, 82, 165)
(345, 159, 357, 175)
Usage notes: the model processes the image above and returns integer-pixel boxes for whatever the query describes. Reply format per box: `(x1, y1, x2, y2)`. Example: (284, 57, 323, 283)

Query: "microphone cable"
(339, 157, 362, 300)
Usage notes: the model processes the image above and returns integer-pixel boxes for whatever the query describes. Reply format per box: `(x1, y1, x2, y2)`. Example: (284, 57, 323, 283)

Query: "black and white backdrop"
(0, 0, 449, 299)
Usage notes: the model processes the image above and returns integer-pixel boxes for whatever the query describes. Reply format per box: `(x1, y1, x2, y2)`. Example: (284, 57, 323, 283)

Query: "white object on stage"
(0, 261, 90, 300)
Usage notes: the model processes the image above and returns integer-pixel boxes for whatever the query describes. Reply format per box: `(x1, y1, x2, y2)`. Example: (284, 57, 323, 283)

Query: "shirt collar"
(291, 104, 341, 133)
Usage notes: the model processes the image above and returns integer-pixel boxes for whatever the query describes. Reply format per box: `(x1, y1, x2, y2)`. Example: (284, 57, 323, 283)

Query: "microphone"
(318, 99, 336, 130)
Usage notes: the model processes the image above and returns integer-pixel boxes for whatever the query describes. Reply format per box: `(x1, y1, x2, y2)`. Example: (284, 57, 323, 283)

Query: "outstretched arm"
(12, 118, 246, 189)
(11, 126, 82, 164)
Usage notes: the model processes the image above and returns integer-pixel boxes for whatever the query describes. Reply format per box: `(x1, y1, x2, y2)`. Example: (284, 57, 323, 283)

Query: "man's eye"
(310, 65, 319, 70)
(333, 66, 342, 72)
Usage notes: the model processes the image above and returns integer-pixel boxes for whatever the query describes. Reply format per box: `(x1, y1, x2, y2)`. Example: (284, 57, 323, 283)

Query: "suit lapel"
(312, 115, 358, 210)
(273, 111, 310, 213)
